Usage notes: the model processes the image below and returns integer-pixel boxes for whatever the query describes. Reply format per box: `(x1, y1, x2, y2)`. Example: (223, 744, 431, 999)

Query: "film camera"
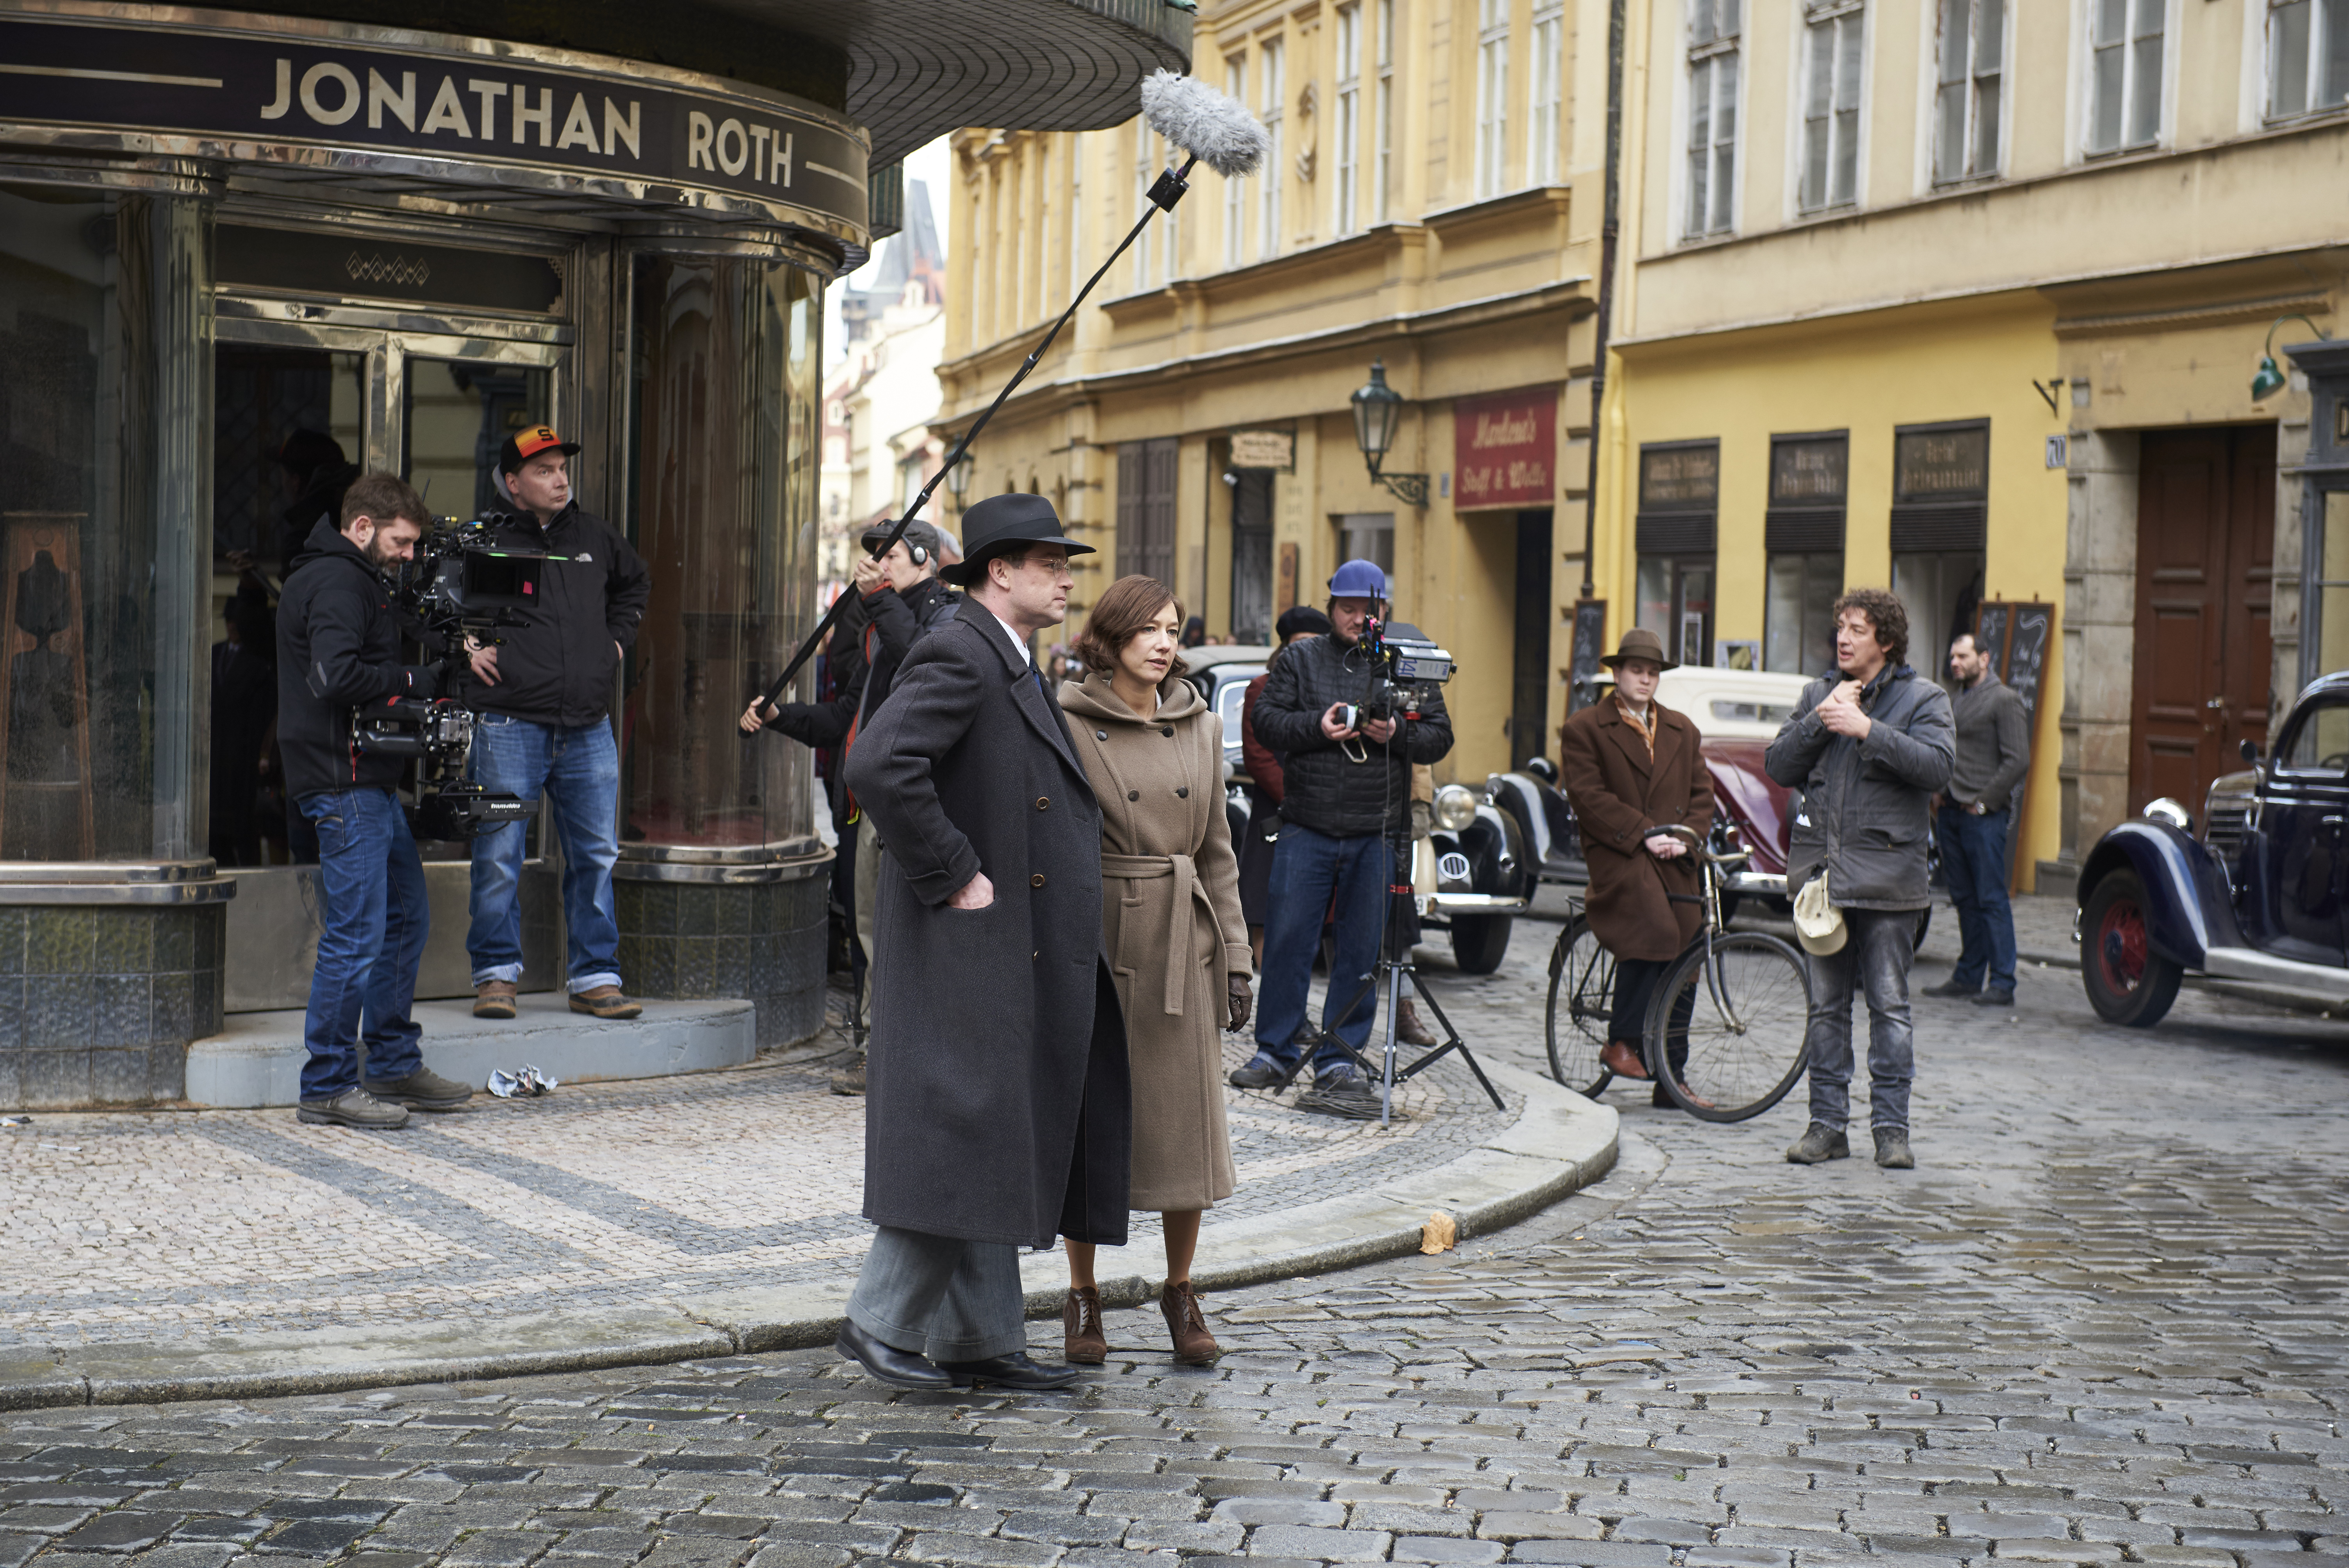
(1337, 616, 1456, 732)
(351, 519, 559, 840)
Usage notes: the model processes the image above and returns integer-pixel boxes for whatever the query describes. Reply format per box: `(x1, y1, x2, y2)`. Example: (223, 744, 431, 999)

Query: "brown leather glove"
(1227, 975, 1254, 1032)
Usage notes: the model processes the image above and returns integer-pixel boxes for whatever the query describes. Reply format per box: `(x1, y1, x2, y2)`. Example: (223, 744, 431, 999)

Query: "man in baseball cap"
(497, 424, 580, 477)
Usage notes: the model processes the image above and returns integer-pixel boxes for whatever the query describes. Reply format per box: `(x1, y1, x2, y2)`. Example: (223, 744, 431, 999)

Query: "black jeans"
(1611, 953, 1695, 1079)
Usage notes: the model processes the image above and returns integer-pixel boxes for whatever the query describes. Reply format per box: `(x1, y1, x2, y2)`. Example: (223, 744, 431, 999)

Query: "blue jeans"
(1938, 802, 2016, 992)
(467, 714, 623, 993)
(1804, 908, 1917, 1134)
(299, 789, 428, 1099)
(1254, 825, 1393, 1077)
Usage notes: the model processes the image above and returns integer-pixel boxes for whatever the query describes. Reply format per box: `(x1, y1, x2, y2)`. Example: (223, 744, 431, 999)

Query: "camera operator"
(738, 518, 959, 1094)
(276, 474, 477, 1129)
(460, 425, 651, 1023)
(1233, 560, 1453, 1114)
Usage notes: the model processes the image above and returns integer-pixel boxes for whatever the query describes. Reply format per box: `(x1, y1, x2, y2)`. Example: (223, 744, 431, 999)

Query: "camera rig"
(1339, 616, 1457, 731)
(352, 519, 561, 841)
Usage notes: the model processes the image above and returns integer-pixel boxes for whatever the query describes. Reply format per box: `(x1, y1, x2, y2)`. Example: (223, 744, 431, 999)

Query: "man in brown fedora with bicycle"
(1557, 627, 1714, 1107)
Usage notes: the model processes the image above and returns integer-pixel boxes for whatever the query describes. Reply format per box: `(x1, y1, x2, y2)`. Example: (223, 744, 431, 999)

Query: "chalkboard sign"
(1973, 599, 2055, 889)
(1567, 599, 1609, 716)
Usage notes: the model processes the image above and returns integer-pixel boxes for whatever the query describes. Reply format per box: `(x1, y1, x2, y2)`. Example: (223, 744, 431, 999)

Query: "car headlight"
(1433, 784, 1478, 832)
(2142, 797, 2192, 831)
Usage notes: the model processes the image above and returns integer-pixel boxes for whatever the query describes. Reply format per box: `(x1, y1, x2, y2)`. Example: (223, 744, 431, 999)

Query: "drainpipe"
(1579, 0, 1626, 602)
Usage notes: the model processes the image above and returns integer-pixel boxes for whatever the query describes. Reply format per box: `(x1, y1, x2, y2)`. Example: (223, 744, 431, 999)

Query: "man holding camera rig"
(460, 426, 651, 1023)
(1234, 559, 1454, 1116)
(276, 475, 476, 1129)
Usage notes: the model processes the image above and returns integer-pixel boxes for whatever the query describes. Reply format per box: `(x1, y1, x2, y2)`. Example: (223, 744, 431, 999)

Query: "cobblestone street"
(4, 908, 2345, 1568)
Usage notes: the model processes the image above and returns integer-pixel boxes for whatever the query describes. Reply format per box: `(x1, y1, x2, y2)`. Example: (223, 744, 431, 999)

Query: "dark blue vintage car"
(2078, 671, 2349, 1026)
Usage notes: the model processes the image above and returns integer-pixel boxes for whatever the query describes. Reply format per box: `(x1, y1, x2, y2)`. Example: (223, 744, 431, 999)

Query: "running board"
(2199, 946, 2349, 1005)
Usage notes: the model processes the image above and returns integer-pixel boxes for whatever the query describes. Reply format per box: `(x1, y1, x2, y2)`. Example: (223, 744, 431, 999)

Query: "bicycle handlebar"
(1649, 821, 1751, 867)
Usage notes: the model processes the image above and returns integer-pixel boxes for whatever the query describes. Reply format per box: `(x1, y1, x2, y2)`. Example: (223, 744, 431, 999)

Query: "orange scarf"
(1614, 693, 1657, 760)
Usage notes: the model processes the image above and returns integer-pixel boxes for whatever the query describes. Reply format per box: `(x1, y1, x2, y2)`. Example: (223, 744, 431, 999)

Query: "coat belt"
(1100, 851, 1222, 1016)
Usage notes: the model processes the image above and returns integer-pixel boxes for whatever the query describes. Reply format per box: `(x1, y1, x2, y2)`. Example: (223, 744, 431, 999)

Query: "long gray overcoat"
(842, 600, 1133, 1249)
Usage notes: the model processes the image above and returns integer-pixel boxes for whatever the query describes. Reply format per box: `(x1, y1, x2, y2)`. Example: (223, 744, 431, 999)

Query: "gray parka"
(1764, 665, 1955, 911)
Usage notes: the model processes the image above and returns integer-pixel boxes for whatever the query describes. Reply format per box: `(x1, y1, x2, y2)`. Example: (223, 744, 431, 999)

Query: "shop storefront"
(0, 0, 1188, 1106)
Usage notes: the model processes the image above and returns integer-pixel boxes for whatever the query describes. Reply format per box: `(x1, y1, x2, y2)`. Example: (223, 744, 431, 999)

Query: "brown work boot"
(569, 985, 643, 1019)
(473, 980, 518, 1019)
(1397, 998, 1438, 1047)
(1063, 1285, 1107, 1365)
(1159, 1280, 1219, 1365)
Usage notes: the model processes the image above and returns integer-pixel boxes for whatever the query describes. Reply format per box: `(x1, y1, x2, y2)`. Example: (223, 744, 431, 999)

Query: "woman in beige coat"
(1058, 574, 1253, 1366)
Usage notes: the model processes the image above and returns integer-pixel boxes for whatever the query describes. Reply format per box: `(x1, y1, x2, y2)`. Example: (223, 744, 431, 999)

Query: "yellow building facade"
(1605, 0, 2349, 891)
(933, 0, 1616, 784)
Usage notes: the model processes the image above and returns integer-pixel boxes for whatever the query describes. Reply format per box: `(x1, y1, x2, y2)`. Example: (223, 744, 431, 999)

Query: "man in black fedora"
(835, 493, 1132, 1392)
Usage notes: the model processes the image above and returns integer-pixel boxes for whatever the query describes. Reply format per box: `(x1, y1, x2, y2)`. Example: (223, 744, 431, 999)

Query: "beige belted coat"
(1060, 670, 1251, 1212)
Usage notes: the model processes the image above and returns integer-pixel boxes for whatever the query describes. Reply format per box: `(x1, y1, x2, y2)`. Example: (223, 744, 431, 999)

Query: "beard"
(363, 534, 409, 572)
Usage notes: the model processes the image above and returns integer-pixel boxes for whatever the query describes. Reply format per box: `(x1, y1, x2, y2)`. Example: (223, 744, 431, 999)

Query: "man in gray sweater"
(1923, 632, 2032, 1006)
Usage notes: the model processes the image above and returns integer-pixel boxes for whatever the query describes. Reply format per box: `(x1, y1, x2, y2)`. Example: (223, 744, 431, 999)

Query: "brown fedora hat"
(1599, 627, 1677, 672)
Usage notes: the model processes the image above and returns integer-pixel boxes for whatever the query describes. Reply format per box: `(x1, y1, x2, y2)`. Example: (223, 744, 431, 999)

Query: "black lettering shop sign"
(0, 14, 868, 231)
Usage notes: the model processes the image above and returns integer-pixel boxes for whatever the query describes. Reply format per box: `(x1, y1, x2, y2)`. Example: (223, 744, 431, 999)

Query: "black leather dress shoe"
(935, 1352, 1084, 1391)
(1919, 979, 1976, 999)
(834, 1321, 954, 1391)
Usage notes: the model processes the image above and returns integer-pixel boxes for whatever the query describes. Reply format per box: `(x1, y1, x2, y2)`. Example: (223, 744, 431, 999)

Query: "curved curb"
(0, 1060, 1614, 1409)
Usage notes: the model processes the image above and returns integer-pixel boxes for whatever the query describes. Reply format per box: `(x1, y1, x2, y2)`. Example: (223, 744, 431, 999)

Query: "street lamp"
(943, 447, 974, 506)
(1350, 359, 1429, 508)
(2251, 314, 2330, 403)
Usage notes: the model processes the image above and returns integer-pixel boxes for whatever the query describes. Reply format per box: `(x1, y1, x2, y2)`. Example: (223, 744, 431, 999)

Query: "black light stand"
(1306, 832, 1507, 1127)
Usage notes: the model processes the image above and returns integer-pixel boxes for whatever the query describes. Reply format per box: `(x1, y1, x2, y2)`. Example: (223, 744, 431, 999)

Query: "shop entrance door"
(2130, 426, 2276, 816)
(210, 309, 569, 1010)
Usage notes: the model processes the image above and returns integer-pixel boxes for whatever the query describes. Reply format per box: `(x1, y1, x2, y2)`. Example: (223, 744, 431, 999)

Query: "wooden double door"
(2130, 427, 2276, 814)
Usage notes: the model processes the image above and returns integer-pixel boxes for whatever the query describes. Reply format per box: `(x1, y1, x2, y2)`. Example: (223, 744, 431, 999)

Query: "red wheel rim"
(2096, 897, 2148, 995)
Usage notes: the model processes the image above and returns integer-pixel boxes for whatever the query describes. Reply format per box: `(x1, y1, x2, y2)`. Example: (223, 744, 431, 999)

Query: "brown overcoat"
(1060, 671, 1251, 1212)
(1557, 697, 1715, 962)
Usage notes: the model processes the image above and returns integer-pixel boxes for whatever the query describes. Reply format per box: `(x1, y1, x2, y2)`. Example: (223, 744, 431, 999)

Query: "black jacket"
(275, 519, 438, 800)
(457, 502, 651, 728)
(1251, 629, 1454, 839)
(766, 576, 960, 754)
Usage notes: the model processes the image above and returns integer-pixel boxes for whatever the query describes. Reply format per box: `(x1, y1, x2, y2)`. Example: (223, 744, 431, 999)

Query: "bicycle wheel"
(1647, 931, 1812, 1123)
(1544, 915, 1617, 1098)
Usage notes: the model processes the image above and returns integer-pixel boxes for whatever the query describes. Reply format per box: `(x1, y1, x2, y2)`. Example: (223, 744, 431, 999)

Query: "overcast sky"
(823, 135, 952, 368)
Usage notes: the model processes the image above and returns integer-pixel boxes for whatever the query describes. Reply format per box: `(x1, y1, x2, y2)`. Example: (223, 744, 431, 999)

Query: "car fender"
(2076, 820, 2237, 969)
(1488, 773, 1550, 864)
(1432, 804, 1530, 901)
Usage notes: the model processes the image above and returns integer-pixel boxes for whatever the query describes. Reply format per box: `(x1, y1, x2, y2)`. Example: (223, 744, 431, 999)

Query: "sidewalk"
(1, 984, 1613, 1409)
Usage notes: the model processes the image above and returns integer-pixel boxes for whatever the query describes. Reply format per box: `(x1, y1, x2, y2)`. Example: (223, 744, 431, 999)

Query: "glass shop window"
(0, 189, 198, 863)
(1764, 432, 1847, 675)
(1890, 420, 1989, 679)
(1635, 440, 1719, 667)
(404, 359, 551, 522)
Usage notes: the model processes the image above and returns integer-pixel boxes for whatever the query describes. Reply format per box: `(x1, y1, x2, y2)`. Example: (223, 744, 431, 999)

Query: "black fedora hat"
(938, 493, 1093, 586)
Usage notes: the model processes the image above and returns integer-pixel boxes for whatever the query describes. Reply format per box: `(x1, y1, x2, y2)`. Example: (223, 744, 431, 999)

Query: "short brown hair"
(1832, 587, 1910, 668)
(1077, 574, 1187, 677)
(339, 472, 431, 533)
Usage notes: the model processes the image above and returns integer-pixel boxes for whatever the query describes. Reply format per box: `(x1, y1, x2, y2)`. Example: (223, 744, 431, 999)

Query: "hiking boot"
(1784, 1123, 1850, 1164)
(1874, 1128, 1916, 1169)
(297, 1087, 410, 1129)
(1227, 1054, 1286, 1090)
(1063, 1285, 1107, 1365)
(363, 1066, 475, 1112)
(1919, 979, 1975, 999)
(473, 979, 518, 1019)
(1159, 1280, 1220, 1365)
(569, 985, 643, 1019)
(1971, 987, 2014, 1007)
(1396, 999, 1437, 1048)
(830, 1055, 867, 1096)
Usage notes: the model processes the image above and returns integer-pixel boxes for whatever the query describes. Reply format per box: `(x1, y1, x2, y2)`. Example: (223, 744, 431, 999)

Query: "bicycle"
(1544, 823, 1813, 1122)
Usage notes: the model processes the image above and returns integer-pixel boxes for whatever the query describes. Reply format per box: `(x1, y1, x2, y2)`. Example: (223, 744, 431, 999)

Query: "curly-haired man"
(1764, 587, 1954, 1170)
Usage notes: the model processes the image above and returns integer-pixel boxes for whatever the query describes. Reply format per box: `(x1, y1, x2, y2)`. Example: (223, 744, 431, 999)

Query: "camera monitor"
(456, 548, 542, 613)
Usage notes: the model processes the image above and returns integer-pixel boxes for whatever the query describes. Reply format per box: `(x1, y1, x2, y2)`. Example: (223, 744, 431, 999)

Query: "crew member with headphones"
(741, 517, 959, 1092)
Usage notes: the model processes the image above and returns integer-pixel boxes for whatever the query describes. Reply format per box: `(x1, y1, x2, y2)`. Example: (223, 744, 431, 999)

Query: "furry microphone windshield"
(1140, 69, 1271, 179)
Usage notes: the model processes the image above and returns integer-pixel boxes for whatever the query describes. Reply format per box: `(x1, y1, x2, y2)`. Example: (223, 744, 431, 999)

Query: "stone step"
(184, 992, 756, 1108)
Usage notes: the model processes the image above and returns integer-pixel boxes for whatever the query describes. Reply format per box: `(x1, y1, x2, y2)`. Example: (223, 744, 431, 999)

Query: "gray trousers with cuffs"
(846, 1225, 1027, 1362)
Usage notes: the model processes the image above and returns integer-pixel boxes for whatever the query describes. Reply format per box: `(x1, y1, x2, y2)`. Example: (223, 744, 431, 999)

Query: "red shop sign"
(1454, 388, 1557, 510)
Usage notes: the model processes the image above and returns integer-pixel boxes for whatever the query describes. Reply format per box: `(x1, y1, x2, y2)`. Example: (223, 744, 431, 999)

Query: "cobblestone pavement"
(4, 989, 1485, 1345)
(5, 912, 2344, 1567)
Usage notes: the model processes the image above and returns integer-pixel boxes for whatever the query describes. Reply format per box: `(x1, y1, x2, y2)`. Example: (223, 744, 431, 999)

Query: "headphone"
(868, 537, 928, 566)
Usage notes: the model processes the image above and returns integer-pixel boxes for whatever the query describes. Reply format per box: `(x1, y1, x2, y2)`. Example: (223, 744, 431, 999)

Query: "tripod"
(1305, 832, 1507, 1128)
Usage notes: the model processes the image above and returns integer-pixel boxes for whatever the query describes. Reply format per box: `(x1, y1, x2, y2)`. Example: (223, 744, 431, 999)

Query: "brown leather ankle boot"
(1063, 1285, 1106, 1365)
(1159, 1280, 1219, 1365)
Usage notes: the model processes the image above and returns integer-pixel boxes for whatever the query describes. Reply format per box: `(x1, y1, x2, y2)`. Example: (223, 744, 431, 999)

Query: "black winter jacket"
(275, 519, 439, 800)
(1251, 629, 1454, 839)
(456, 502, 651, 728)
(766, 577, 961, 754)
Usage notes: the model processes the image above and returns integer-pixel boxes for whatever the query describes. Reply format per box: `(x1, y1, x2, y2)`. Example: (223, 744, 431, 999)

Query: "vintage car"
(2077, 671, 2349, 1027)
(1180, 642, 1531, 975)
(1491, 666, 1810, 919)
